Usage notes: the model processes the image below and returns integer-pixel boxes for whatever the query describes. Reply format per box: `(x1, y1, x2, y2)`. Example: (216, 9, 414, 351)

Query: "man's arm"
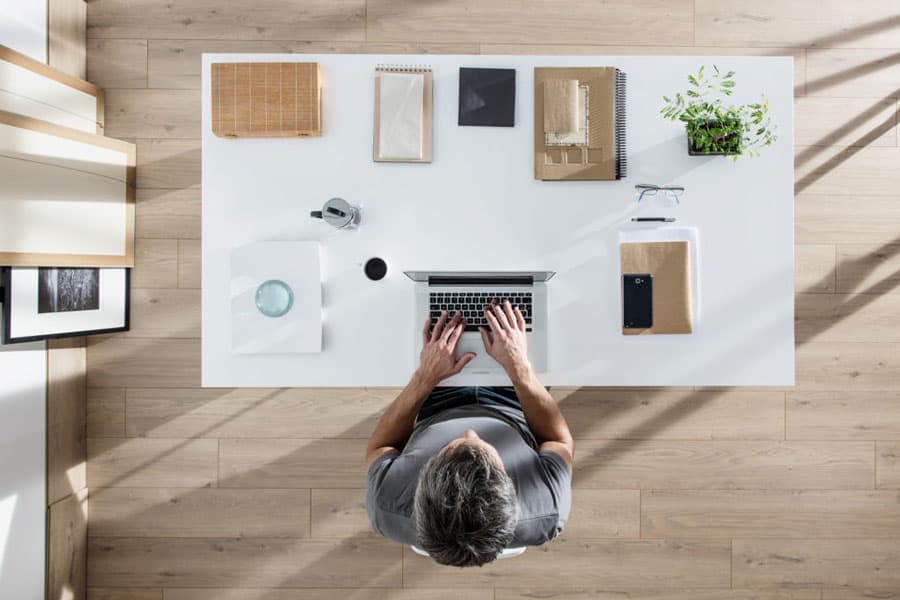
(479, 301, 574, 471)
(365, 311, 475, 468)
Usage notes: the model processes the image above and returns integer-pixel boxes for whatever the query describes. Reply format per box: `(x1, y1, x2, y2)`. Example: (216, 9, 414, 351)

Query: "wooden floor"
(84, 2, 900, 599)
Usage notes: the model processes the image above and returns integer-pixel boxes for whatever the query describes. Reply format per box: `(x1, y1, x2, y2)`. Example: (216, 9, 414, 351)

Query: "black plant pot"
(686, 123, 743, 156)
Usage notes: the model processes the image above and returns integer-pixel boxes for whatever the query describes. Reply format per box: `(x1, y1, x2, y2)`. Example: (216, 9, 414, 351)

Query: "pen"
(632, 217, 676, 222)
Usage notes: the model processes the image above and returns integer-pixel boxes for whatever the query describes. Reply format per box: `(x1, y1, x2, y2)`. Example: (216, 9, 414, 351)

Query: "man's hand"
(416, 310, 476, 387)
(479, 300, 532, 382)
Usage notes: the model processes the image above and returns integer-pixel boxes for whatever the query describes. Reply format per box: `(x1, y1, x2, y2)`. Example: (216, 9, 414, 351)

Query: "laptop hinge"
(428, 275, 533, 286)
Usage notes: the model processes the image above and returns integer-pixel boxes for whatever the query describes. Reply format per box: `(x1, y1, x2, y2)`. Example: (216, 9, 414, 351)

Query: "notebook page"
(378, 72, 424, 159)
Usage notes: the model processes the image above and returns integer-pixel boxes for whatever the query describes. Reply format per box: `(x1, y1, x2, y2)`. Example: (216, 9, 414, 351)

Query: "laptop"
(404, 271, 555, 374)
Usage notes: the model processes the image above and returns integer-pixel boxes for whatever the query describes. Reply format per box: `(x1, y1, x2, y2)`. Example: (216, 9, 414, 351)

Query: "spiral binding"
(614, 69, 627, 180)
(376, 64, 432, 73)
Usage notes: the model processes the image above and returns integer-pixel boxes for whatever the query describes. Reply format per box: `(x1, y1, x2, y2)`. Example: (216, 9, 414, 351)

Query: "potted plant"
(661, 65, 777, 159)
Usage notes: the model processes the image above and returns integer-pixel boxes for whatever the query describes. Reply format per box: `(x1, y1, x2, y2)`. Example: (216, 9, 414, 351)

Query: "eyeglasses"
(635, 184, 685, 205)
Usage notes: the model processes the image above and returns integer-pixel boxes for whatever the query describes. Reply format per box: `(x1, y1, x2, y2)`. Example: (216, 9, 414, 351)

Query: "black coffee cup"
(364, 257, 387, 281)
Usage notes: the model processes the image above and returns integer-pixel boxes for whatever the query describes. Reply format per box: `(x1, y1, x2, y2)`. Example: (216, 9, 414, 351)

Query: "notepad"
(534, 66, 627, 180)
(374, 66, 433, 162)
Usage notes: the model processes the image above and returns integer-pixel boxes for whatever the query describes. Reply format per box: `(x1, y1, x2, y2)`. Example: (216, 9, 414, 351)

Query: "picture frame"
(1, 267, 130, 344)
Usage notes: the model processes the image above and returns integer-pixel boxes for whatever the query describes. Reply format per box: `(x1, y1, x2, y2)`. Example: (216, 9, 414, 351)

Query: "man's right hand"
(479, 300, 533, 382)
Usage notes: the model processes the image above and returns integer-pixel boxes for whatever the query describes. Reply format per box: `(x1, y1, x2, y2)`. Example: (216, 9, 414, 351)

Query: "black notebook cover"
(458, 67, 516, 127)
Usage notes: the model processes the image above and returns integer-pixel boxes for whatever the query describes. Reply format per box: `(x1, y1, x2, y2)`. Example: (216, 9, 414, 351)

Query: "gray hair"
(413, 442, 518, 567)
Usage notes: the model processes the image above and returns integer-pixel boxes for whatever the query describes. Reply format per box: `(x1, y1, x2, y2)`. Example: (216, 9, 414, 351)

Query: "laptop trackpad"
(457, 333, 499, 371)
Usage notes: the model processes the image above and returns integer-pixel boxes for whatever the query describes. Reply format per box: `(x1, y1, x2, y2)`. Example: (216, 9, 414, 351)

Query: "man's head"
(413, 429, 518, 567)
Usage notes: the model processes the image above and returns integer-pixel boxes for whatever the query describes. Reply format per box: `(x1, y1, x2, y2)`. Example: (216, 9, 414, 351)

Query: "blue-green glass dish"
(255, 279, 294, 318)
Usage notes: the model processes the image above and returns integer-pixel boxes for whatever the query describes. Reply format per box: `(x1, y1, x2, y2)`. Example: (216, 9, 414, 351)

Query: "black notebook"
(458, 67, 516, 127)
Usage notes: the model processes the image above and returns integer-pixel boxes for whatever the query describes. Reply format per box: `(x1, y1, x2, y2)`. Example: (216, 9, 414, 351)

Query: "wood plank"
(367, 0, 693, 46)
(695, 0, 900, 48)
(560, 489, 640, 540)
(104, 89, 200, 139)
(733, 539, 900, 589)
(877, 442, 900, 489)
(483, 45, 806, 96)
(149, 40, 478, 89)
(574, 440, 874, 489)
(87, 589, 161, 600)
(403, 540, 731, 588)
(87, 387, 125, 438)
(126, 387, 392, 438)
(132, 238, 178, 288)
(136, 139, 201, 189)
(87, 537, 401, 587)
(796, 195, 900, 245)
(87, 39, 148, 88)
(90, 487, 309, 537)
(219, 438, 367, 488)
(643, 490, 900, 538)
(795, 97, 897, 147)
(310, 488, 373, 538)
(126, 288, 200, 338)
(497, 591, 821, 600)
(788, 391, 900, 440)
(49, 0, 87, 79)
(795, 146, 900, 196)
(135, 188, 200, 239)
(177, 239, 200, 288)
(823, 591, 900, 600)
(87, 0, 365, 40)
(795, 293, 900, 343)
(88, 437, 218, 488)
(48, 490, 88, 600)
(794, 244, 835, 293)
(86, 337, 200, 388)
(554, 389, 784, 440)
(837, 244, 900, 295)
(807, 49, 900, 98)
(47, 337, 87, 504)
(796, 342, 900, 391)
(165, 590, 492, 600)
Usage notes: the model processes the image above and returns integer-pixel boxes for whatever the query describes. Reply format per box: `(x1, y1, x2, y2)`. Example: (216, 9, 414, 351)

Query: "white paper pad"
(378, 72, 424, 159)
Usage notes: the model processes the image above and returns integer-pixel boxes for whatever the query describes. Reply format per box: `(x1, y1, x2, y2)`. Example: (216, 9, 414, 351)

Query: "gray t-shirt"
(366, 403, 572, 546)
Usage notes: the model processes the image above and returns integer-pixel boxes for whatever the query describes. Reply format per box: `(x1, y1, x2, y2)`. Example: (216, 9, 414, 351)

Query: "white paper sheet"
(378, 72, 424, 160)
(230, 242, 322, 354)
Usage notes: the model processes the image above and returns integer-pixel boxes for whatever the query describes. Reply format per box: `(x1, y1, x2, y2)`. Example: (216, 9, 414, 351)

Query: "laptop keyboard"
(429, 291, 533, 332)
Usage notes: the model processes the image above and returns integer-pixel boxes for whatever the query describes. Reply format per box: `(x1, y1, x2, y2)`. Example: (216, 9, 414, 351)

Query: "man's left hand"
(416, 310, 475, 387)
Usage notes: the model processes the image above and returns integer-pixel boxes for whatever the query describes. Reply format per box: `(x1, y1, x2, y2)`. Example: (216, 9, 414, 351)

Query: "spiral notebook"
(374, 65, 433, 162)
(534, 66, 627, 181)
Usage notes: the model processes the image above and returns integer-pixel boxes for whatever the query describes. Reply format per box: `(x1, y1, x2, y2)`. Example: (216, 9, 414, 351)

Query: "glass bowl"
(255, 279, 294, 318)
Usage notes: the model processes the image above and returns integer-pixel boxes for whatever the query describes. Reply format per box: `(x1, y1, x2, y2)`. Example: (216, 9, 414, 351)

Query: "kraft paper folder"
(534, 66, 626, 181)
(373, 66, 433, 162)
(620, 241, 693, 335)
(211, 62, 321, 138)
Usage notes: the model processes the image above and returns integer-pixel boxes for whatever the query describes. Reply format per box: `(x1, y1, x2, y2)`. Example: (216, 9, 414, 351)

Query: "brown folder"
(620, 241, 693, 335)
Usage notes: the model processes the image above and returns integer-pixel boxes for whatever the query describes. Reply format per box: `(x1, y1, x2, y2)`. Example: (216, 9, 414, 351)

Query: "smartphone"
(623, 274, 653, 329)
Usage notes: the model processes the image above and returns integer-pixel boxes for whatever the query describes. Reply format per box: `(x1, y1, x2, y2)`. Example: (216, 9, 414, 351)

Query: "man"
(366, 300, 574, 567)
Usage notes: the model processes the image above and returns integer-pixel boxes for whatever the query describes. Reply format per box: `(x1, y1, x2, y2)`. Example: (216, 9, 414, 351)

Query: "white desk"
(201, 54, 794, 387)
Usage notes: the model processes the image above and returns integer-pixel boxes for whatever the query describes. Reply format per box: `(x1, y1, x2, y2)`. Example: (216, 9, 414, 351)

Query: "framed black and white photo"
(1, 267, 130, 343)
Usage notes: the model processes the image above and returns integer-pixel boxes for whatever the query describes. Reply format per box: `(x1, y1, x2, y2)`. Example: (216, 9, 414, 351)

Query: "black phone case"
(623, 273, 653, 329)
